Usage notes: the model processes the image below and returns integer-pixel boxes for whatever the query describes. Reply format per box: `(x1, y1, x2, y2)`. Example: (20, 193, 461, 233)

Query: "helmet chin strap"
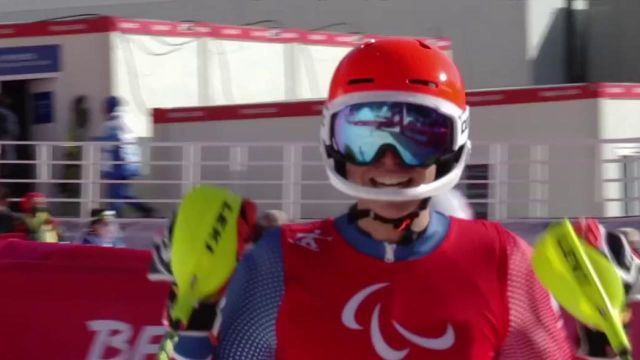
(347, 198, 431, 244)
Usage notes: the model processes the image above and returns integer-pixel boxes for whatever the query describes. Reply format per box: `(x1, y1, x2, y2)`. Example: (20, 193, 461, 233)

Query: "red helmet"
(20, 192, 46, 214)
(321, 38, 471, 201)
(327, 38, 466, 109)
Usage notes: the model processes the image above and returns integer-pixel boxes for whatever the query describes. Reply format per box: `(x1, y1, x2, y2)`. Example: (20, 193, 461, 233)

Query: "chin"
(363, 198, 422, 218)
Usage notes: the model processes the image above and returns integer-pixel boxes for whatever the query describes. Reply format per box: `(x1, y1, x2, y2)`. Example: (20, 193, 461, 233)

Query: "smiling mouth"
(369, 176, 413, 188)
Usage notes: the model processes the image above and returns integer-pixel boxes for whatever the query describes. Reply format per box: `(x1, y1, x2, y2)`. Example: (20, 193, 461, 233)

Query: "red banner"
(0, 240, 171, 360)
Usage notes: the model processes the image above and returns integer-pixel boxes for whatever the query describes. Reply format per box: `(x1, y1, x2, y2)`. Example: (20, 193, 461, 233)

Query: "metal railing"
(0, 138, 639, 220)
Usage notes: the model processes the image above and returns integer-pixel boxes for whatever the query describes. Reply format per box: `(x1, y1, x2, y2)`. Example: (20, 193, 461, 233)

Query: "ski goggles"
(330, 102, 454, 167)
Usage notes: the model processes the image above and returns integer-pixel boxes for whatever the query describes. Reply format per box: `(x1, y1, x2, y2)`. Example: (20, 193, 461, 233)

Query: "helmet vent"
(347, 78, 375, 85)
(417, 40, 432, 49)
(407, 79, 438, 88)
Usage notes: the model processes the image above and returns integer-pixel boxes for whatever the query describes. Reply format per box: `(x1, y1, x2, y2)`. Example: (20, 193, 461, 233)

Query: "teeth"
(373, 176, 410, 185)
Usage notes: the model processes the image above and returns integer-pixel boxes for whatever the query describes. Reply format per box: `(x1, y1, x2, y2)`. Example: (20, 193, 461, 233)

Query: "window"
(623, 156, 640, 216)
(459, 164, 490, 219)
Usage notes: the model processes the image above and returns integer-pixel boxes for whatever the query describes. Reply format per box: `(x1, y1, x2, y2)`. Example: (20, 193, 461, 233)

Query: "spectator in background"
(81, 208, 126, 248)
(430, 188, 475, 219)
(18, 192, 60, 242)
(0, 185, 19, 233)
(0, 94, 19, 178)
(250, 209, 289, 249)
(60, 95, 90, 198)
(257, 209, 289, 231)
(98, 95, 155, 218)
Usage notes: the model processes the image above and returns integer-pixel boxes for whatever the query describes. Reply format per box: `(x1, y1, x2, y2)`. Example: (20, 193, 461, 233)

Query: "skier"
(163, 38, 633, 359)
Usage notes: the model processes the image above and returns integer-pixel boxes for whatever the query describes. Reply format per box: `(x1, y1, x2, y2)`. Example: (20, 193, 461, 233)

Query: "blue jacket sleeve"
(173, 229, 285, 360)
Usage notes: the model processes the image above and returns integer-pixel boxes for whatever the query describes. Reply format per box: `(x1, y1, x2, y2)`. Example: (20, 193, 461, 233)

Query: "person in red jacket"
(164, 38, 627, 360)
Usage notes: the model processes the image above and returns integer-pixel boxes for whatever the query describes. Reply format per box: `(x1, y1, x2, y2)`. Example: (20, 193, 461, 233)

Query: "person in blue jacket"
(99, 96, 154, 218)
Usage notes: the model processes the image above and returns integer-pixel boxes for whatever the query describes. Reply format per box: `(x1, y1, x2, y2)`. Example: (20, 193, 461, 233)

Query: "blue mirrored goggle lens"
(332, 102, 453, 166)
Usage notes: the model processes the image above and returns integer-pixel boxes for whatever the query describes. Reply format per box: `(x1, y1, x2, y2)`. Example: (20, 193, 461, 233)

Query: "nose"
(375, 149, 404, 168)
